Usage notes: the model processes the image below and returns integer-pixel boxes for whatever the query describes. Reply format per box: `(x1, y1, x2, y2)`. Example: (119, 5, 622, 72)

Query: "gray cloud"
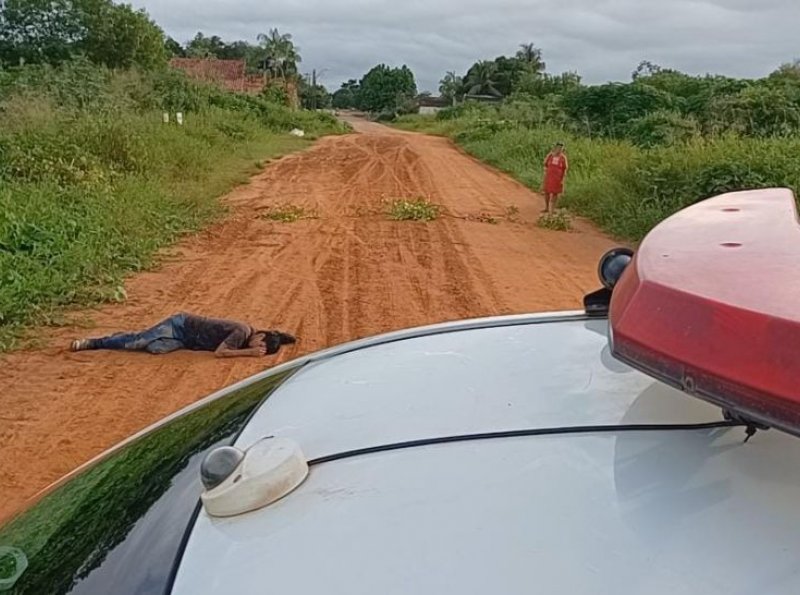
(132, 0, 800, 92)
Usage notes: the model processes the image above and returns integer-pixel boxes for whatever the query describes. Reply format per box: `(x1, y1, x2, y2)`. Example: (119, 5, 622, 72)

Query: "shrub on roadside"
(625, 110, 700, 148)
(375, 110, 397, 123)
(537, 210, 572, 231)
(261, 204, 313, 222)
(388, 198, 440, 221)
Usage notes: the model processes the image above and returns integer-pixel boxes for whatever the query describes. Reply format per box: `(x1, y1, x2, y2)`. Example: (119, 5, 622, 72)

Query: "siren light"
(607, 188, 800, 437)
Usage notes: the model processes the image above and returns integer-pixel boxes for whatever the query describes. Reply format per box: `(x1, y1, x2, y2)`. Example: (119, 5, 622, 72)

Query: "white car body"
(172, 313, 800, 595)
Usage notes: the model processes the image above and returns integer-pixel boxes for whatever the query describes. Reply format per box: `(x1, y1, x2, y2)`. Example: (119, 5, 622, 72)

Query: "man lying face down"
(70, 313, 297, 358)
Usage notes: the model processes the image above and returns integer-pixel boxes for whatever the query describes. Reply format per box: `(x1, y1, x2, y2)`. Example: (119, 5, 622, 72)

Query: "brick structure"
(170, 58, 255, 94)
(170, 58, 299, 106)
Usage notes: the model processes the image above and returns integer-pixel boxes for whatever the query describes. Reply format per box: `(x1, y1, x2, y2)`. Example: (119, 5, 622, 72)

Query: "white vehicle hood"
(173, 317, 800, 594)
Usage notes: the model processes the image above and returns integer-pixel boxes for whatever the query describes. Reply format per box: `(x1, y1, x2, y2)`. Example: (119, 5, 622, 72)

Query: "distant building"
(417, 95, 451, 115)
(170, 58, 246, 92)
(169, 58, 264, 95)
(463, 94, 503, 104)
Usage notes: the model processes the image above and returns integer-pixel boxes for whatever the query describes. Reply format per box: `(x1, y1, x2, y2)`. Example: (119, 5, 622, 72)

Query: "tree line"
(426, 43, 800, 146)
(0, 0, 166, 70)
(331, 65, 417, 116)
(7, 0, 800, 138)
(0, 0, 302, 79)
(329, 42, 550, 117)
(0, 1, 330, 110)
(165, 29, 331, 110)
(167, 30, 300, 81)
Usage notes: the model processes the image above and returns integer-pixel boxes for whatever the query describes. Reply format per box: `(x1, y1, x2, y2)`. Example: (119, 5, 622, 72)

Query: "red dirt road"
(0, 116, 616, 521)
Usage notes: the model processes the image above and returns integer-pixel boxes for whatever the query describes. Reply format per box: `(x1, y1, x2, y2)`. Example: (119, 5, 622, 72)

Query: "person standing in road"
(542, 142, 569, 214)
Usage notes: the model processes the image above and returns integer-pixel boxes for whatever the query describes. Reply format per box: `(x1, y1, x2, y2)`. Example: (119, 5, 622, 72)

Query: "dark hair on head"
(257, 330, 297, 355)
(257, 330, 296, 344)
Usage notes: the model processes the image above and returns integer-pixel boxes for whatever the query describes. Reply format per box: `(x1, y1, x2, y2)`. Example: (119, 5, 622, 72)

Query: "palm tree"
(516, 43, 546, 74)
(257, 28, 302, 81)
(465, 61, 501, 97)
(439, 71, 462, 106)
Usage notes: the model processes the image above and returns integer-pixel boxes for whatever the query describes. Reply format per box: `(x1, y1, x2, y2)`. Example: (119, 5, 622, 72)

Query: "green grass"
(260, 204, 314, 222)
(537, 210, 572, 231)
(0, 62, 345, 350)
(395, 114, 461, 136)
(388, 197, 441, 221)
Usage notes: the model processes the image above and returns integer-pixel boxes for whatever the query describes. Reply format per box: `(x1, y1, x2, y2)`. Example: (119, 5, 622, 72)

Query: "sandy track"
(0, 116, 616, 521)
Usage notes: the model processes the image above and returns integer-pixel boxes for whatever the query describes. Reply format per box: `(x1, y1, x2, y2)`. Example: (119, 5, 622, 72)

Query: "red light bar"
(610, 188, 800, 437)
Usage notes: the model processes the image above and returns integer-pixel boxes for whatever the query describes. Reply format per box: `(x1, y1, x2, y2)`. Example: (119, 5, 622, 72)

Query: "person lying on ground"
(69, 313, 297, 358)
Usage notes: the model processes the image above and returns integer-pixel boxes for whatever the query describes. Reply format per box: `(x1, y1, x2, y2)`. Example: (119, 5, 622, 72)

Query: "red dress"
(543, 152, 568, 194)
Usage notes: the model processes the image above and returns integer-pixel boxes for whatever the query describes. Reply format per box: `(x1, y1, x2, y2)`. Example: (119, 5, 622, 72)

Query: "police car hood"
(173, 315, 800, 595)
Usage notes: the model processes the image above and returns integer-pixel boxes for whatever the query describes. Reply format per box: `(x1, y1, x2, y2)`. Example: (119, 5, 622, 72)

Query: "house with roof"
(417, 95, 451, 115)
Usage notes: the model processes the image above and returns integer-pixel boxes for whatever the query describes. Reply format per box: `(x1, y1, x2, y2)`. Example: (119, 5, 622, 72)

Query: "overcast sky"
(132, 0, 799, 93)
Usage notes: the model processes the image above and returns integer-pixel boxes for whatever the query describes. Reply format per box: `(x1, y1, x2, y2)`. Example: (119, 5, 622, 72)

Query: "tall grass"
(396, 112, 800, 241)
(0, 60, 346, 349)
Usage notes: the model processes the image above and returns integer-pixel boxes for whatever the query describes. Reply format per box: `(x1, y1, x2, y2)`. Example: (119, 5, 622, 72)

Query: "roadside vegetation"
(0, 1, 345, 349)
(331, 66, 418, 120)
(261, 204, 315, 222)
(537, 210, 572, 232)
(394, 47, 800, 242)
(388, 198, 441, 222)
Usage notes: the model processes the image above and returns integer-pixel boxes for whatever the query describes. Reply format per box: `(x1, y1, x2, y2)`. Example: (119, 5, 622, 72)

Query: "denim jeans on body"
(91, 313, 187, 354)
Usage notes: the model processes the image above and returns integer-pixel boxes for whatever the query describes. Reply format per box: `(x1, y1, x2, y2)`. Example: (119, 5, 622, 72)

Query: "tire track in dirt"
(0, 114, 617, 522)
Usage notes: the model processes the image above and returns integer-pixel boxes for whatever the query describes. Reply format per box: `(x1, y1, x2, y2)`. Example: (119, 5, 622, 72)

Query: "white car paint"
(173, 316, 800, 594)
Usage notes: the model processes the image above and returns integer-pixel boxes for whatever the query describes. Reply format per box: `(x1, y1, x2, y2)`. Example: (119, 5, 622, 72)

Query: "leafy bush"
(0, 0, 167, 70)
(436, 102, 493, 121)
(357, 64, 416, 113)
(565, 135, 800, 239)
(388, 198, 440, 221)
(705, 84, 800, 137)
(537, 210, 572, 231)
(561, 82, 675, 137)
(498, 96, 572, 130)
(375, 110, 397, 122)
(436, 106, 462, 121)
(261, 204, 313, 222)
(625, 110, 700, 147)
(261, 84, 290, 107)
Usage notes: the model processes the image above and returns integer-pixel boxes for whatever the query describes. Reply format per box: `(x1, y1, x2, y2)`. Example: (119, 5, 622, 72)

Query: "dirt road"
(0, 116, 616, 521)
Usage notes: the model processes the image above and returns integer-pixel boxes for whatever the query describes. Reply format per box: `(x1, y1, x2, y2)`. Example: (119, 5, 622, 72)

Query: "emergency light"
(608, 188, 800, 437)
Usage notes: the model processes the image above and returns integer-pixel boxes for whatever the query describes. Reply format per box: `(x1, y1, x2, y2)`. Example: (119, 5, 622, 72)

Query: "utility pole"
(308, 68, 328, 111)
(311, 69, 317, 111)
